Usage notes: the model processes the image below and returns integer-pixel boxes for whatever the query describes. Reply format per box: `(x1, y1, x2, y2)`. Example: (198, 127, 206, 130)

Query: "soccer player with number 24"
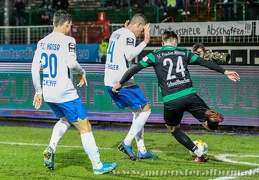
(112, 31, 240, 162)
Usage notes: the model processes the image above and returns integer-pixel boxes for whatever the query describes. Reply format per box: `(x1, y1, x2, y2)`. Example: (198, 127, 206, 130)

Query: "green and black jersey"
(119, 45, 226, 103)
(140, 46, 198, 102)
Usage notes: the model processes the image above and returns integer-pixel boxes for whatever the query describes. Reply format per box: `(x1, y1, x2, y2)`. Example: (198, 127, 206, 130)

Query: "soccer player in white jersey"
(104, 13, 158, 160)
(31, 10, 117, 174)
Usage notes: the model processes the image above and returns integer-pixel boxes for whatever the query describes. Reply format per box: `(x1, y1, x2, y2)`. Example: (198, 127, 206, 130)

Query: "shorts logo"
(68, 43, 76, 52)
(126, 37, 134, 46)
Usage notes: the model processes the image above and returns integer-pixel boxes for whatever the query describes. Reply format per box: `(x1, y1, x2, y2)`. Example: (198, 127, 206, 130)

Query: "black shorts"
(164, 93, 210, 126)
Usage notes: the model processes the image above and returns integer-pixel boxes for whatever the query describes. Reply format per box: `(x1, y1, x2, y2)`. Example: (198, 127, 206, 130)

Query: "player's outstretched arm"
(195, 57, 240, 82)
(224, 70, 240, 82)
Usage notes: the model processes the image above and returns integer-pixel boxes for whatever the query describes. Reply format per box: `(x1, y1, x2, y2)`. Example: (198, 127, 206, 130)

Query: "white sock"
(80, 132, 102, 169)
(132, 112, 140, 120)
(131, 112, 147, 153)
(124, 109, 151, 146)
(48, 119, 70, 152)
(135, 127, 146, 154)
(193, 146, 203, 157)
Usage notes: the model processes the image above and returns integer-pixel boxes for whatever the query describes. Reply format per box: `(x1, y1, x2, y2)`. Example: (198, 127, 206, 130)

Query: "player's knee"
(166, 124, 180, 133)
(142, 103, 151, 111)
(170, 127, 180, 135)
(73, 117, 92, 134)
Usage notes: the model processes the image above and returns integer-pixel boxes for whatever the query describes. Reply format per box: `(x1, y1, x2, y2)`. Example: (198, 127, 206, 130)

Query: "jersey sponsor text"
(47, 43, 60, 51)
(167, 78, 190, 87)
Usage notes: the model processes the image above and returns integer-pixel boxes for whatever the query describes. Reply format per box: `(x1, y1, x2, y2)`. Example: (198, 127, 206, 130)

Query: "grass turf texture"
(0, 125, 258, 180)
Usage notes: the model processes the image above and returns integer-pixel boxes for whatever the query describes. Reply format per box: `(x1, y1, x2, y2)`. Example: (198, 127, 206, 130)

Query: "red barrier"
(71, 13, 110, 44)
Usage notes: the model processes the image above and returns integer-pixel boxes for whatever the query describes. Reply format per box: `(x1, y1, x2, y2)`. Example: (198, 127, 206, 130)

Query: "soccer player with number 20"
(31, 10, 117, 174)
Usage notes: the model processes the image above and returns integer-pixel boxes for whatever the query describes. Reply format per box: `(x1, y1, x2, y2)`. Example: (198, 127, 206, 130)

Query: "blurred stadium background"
(0, 0, 258, 131)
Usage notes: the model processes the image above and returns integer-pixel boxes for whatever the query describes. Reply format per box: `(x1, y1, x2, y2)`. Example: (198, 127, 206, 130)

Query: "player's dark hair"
(193, 43, 205, 52)
(130, 13, 148, 25)
(53, 10, 72, 27)
(162, 31, 178, 43)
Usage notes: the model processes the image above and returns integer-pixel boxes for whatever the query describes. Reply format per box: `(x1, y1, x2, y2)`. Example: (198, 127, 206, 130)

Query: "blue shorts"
(47, 98, 88, 123)
(106, 85, 147, 110)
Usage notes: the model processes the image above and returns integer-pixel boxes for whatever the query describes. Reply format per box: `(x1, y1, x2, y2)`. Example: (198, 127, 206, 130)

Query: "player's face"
(196, 47, 205, 58)
(135, 23, 145, 37)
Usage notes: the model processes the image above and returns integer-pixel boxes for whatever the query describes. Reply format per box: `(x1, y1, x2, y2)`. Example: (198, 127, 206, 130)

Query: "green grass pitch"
(0, 125, 258, 180)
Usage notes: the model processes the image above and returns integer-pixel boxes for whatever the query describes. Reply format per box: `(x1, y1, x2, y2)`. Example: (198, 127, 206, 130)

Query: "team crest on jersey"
(126, 37, 134, 45)
(68, 43, 76, 52)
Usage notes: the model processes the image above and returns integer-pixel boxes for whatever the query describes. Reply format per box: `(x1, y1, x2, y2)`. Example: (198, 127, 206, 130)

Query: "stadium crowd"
(4, 0, 257, 26)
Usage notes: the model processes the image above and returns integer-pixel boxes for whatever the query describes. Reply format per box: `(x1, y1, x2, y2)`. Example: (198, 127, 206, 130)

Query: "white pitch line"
(2, 141, 259, 180)
(0, 141, 113, 150)
(215, 154, 259, 166)
(0, 141, 169, 153)
(212, 154, 259, 180)
(0, 141, 170, 153)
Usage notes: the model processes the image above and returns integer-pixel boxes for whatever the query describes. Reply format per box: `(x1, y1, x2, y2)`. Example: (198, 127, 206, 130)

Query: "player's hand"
(33, 93, 43, 110)
(112, 83, 122, 93)
(76, 73, 88, 87)
(143, 23, 151, 44)
(224, 70, 240, 82)
(124, 20, 130, 28)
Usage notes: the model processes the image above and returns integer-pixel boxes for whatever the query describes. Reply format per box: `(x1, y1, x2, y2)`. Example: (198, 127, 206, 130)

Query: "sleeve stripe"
(140, 60, 148, 67)
(190, 54, 199, 63)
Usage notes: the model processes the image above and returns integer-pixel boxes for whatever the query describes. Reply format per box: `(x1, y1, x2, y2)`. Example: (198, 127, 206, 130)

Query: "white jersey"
(104, 28, 146, 87)
(31, 32, 85, 103)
